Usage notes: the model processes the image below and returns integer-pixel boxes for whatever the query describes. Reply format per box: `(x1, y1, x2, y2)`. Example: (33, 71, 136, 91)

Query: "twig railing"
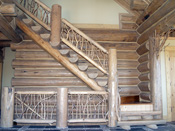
(14, 0, 51, 30)
(14, 91, 109, 124)
(14, 0, 109, 75)
(61, 19, 109, 74)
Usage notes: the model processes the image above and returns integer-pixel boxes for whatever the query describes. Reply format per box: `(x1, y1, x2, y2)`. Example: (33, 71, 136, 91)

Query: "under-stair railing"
(14, 0, 109, 75)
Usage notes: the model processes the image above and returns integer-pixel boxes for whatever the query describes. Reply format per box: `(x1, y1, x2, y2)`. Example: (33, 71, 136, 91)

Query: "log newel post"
(1, 87, 14, 127)
(50, 4, 61, 47)
(149, 37, 162, 119)
(56, 88, 68, 128)
(108, 48, 118, 127)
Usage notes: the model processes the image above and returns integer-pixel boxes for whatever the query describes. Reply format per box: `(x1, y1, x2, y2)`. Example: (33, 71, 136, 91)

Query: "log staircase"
(13, 0, 109, 91)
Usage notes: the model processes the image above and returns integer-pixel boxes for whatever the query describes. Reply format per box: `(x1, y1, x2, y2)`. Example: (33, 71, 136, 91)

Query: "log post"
(56, 88, 68, 128)
(149, 36, 162, 119)
(50, 4, 61, 47)
(1, 87, 14, 127)
(108, 48, 118, 127)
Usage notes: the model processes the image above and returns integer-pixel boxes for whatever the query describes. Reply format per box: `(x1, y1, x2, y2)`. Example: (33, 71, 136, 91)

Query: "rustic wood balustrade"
(14, 0, 109, 75)
(13, 91, 109, 124)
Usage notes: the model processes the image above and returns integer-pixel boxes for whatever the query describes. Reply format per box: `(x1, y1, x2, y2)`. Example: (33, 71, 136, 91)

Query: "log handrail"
(14, 0, 109, 74)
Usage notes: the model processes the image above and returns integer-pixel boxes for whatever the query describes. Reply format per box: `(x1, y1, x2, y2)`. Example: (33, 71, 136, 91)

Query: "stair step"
(31, 25, 42, 34)
(87, 71, 98, 79)
(97, 80, 108, 87)
(68, 56, 79, 63)
(59, 49, 70, 55)
(78, 63, 89, 71)
(40, 33, 50, 41)
(22, 19, 35, 26)
(61, 44, 69, 49)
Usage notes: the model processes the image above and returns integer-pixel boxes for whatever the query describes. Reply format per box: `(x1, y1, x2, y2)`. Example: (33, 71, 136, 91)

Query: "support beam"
(50, 4, 61, 47)
(1, 87, 14, 127)
(136, 0, 167, 25)
(56, 88, 68, 128)
(0, 14, 22, 43)
(130, 0, 147, 11)
(149, 36, 162, 119)
(16, 18, 104, 91)
(137, 0, 175, 34)
(108, 48, 117, 127)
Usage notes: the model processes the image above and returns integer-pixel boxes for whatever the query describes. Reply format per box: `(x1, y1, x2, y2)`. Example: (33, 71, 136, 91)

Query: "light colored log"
(16, 18, 104, 91)
(1, 87, 14, 127)
(117, 120, 166, 126)
(69, 91, 107, 95)
(108, 49, 117, 127)
(121, 111, 161, 116)
(150, 36, 162, 119)
(14, 119, 56, 124)
(0, 3, 16, 16)
(140, 92, 151, 101)
(56, 88, 68, 128)
(68, 119, 107, 123)
(50, 4, 61, 47)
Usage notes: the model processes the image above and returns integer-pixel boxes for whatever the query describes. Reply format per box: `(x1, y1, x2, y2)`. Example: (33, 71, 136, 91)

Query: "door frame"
(165, 46, 175, 122)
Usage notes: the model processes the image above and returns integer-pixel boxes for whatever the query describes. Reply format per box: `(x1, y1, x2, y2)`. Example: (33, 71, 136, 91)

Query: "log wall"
(136, 41, 151, 102)
(11, 29, 140, 99)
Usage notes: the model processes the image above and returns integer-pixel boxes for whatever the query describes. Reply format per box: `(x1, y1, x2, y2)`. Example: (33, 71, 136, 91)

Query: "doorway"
(165, 46, 175, 121)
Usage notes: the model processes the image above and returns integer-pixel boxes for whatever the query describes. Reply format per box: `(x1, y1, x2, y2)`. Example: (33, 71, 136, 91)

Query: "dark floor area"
(0, 122, 175, 131)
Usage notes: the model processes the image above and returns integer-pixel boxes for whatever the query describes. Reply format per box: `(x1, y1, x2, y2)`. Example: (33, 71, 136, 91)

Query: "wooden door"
(165, 47, 175, 121)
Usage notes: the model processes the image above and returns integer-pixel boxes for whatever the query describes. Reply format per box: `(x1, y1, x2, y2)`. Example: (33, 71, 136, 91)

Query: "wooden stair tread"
(68, 56, 79, 63)
(78, 63, 89, 71)
(22, 18, 34, 26)
(40, 33, 50, 41)
(97, 79, 108, 86)
(59, 49, 70, 55)
(31, 25, 42, 33)
(87, 71, 98, 79)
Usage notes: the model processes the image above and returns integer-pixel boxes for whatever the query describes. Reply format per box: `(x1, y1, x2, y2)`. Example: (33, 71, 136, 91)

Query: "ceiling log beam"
(136, 0, 167, 26)
(0, 3, 16, 16)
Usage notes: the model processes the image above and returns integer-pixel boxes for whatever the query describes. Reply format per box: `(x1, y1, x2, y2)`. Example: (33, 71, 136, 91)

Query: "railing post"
(1, 87, 14, 127)
(108, 48, 118, 127)
(50, 4, 61, 47)
(56, 88, 68, 128)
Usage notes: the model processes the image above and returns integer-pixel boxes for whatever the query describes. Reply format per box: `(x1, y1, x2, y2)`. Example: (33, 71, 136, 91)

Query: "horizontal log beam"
(15, 51, 138, 60)
(12, 59, 139, 69)
(138, 53, 149, 63)
(137, 0, 175, 34)
(138, 82, 150, 92)
(80, 28, 138, 42)
(139, 73, 150, 81)
(0, 32, 9, 40)
(0, 14, 22, 43)
(137, 62, 150, 72)
(119, 13, 137, 23)
(136, 0, 167, 25)
(119, 86, 140, 96)
(140, 92, 151, 101)
(12, 78, 139, 87)
(136, 42, 149, 56)
(130, 0, 147, 11)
